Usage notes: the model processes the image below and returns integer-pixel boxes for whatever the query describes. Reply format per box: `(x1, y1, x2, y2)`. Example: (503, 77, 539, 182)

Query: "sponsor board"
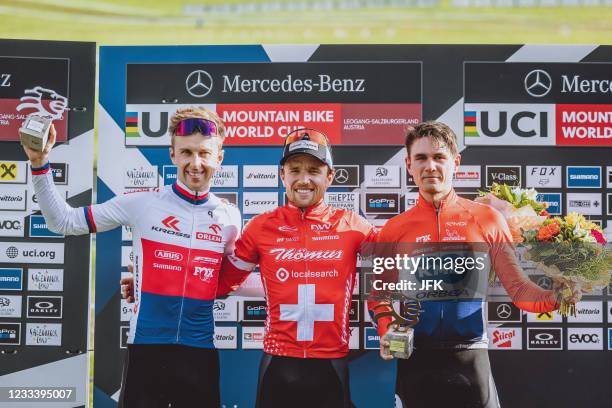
(348, 326, 360, 350)
(242, 300, 268, 322)
(607, 194, 612, 216)
(212, 165, 239, 188)
(607, 166, 612, 188)
(0, 186, 27, 211)
(526, 166, 562, 189)
(0, 268, 23, 290)
(214, 325, 238, 349)
(349, 299, 360, 323)
(0, 242, 64, 264)
(486, 166, 521, 187)
(27, 268, 63, 291)
(242, 192, 278, 215)
(124, 165, 159, 188)
(464, 104, 555, 146)
(29, 214, 64, 238)
(0, 322, 21, 345)
(162, 165, 177, 185)
(120, 326, 129, 349)
(567, 327, 603, 351)
(536, 193, 562, 215)
(488, 302, 522, 323)
(50, 163, 68, 185)
(26, 323, 62, 346)
(526, 310, 562, 323)
(324, 192, 359, 213)
(364, 326, 380, 349)
(453, 165, 481, 188)
(566, 193, 602, 216)
(609, 328, 612, 351)
(566, 166, 602, 189)
(364, 192, 400, 215)
(0, 295, 22, 318)
(0, 161, 27, 184)
(567, 301, 603, 323)
(527, 328, 563, 350)
(556, 104, 612, 147)
(364, 165, 400, 188)
(121, 246, 134, 268)
(27, 296, 62, 318)
(214, 192, 238, 206)
(121, 299, 133, 322)
(332, 166, 359, 188)
(488, 327, 522, 350)
(122, 225, 133, 241)
(242, 326, 265, 349)
(243, 165, 278, 188)
(404, 192, 419, 210)
(0, 213, 25, 237)
(29, 188, 68, 212)
(213, 299, 238, 322)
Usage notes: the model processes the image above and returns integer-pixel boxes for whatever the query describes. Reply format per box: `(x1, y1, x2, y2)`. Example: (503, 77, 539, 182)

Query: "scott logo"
(162, 216, 180, 231)
(154, 250, 183, 262)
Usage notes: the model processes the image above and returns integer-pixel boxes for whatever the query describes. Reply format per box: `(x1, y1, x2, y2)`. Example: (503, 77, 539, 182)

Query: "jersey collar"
(172, 179, 210, 205)
(416, 188, 457, 211)
(286, 198, 329, 216)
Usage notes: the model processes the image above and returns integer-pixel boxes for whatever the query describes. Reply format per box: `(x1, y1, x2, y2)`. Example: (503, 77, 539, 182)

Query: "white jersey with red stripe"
(218, 200, 375, 358)
(31, 162, 241, 348)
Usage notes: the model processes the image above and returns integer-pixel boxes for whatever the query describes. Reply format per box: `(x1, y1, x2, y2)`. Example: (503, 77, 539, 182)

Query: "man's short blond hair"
(404, 121, 458, 158)
(168, 106, 226, 148)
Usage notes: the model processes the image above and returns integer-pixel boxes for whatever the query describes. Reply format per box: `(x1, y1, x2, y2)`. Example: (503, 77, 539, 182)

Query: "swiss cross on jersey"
(280, 284, 334, 341)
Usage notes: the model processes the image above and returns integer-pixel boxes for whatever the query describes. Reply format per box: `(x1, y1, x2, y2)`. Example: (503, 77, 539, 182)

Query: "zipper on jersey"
(435, 205, 443, 337)
(176, 206, 197, 343)
(301, 209, 308, 358)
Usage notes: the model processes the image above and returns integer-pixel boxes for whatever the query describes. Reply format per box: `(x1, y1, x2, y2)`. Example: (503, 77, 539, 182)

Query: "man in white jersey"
(22, 107, 241, 408)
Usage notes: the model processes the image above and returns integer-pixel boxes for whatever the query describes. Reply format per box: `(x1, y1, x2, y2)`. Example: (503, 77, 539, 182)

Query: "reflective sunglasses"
(284, 128, 330, 147)
(174, 118, 218, 137)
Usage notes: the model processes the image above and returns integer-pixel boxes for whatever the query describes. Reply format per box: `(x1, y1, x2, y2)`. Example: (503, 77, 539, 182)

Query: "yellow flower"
(564, 212, 583, 228)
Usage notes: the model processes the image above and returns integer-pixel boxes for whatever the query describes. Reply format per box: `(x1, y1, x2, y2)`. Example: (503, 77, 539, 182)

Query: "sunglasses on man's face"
(284, 129, 330, 147)
(174, 118, 218, 137)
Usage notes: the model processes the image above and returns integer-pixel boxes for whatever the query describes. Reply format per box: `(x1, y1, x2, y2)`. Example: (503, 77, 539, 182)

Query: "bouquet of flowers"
(476, 183, 549, 243)
(522, 213, 611, 316)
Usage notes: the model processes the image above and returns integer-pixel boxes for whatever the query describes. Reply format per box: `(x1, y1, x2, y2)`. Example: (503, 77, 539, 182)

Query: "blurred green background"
(1, 0, 611, 44)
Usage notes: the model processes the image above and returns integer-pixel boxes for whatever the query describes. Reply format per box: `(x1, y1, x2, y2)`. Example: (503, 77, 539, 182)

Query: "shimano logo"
(222, 74, 365, 94)
(269, 248, 343, 261)
(154, 250, 183, 262)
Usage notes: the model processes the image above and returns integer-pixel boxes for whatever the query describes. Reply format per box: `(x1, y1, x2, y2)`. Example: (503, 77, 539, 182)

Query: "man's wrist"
(30, 161, 50, 174)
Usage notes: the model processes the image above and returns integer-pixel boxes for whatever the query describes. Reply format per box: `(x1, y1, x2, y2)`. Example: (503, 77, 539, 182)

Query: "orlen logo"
(154, 250, 183, 262)
(196, 232, 222, 243)
(209, 224, 221, 234)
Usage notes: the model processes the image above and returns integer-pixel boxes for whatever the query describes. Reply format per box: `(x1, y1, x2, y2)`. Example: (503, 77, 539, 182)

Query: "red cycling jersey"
(218, 200, 375, 358)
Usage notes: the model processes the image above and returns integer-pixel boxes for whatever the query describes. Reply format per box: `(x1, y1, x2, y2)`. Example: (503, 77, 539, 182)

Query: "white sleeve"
(31, 163, 140, 235)
(223, 203, 243, 256)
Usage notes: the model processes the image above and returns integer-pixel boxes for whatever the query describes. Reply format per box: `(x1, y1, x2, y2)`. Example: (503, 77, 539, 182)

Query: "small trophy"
(19, 115, 52, 151)
(373, 295, 421, 359)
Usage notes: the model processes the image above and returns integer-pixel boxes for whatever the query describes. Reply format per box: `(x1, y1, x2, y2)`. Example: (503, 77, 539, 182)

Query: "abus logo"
(186, 70, 213, 98)
(524, 69, 552, 97)
(269, 248, 343, 261)
(154, 250, 183, 262)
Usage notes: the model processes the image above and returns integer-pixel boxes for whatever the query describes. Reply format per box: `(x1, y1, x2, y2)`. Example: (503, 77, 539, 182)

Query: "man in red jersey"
(368, 121, 581, 408)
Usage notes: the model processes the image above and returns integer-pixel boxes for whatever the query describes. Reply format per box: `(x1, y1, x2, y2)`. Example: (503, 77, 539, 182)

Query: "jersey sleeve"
(215, 215, 260, 297)
(366, 222, 395, 338)
(32, 162, 142, 235)
(485, 209, 559, 313)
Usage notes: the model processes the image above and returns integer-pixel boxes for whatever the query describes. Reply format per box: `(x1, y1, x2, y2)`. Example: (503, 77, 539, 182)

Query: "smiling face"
(170, 133, 224, 192)
(406, 137, 460, 203)
(280, 154, 334, 209)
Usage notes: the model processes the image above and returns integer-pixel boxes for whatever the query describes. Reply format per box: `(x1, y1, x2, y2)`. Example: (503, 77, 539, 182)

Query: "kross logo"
(186, 70, 213, 98)
(525, 69, 552, 98)
(162, 216, 180, 231)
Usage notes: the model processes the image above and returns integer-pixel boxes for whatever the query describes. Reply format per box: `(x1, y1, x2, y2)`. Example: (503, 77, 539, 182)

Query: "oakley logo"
(524, 69, 552, 98)
(154, 250, 183, 262)
(162, 216, 180, 231)
(186, 70, 213, 98)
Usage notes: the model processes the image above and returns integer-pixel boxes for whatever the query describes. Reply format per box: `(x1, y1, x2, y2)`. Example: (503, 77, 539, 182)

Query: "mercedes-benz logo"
(496, 303, 512, 319)
(186, 70, 213, 98)
(524, 69, 552, 98)
(334, 168, 349, 184)
(536, 276, 552, 290)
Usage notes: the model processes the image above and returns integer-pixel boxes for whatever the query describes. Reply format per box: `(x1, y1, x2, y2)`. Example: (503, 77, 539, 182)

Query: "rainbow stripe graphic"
(464, 111, 478, 137)
(125, 112, 139, 138)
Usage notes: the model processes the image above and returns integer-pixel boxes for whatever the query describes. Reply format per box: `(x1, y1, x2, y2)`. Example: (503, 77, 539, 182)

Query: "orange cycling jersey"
(369, 189, 558, 348)
(218, 200, 375, 358)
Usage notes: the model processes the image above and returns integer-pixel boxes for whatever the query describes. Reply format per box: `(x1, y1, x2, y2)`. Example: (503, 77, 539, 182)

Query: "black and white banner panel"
(98, 45, 611, 408)
(0, 39, 95, 408)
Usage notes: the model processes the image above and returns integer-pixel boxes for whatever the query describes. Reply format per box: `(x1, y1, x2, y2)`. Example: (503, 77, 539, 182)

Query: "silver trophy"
(373, 294, 421, 359)
(19, 115, 52, 151)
